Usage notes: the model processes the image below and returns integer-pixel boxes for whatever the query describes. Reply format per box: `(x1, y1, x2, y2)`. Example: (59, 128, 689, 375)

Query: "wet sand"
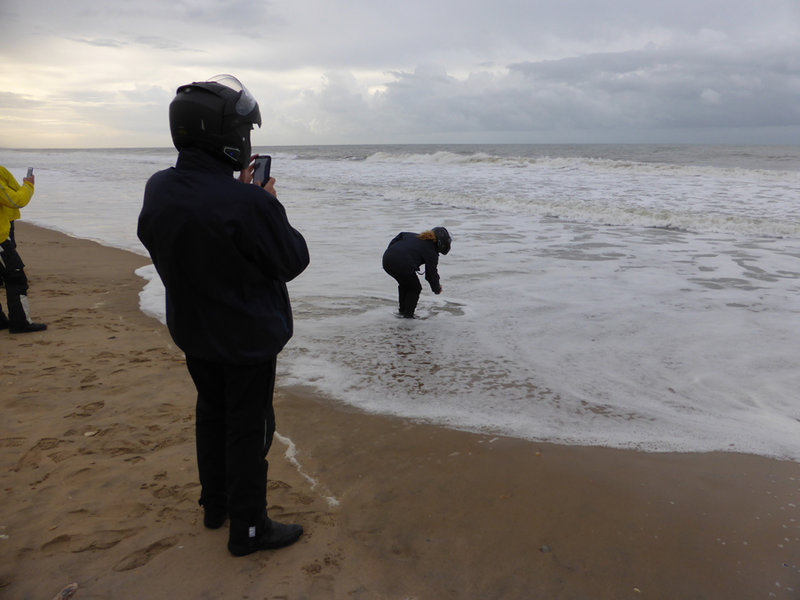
(1, 221, 798, 599)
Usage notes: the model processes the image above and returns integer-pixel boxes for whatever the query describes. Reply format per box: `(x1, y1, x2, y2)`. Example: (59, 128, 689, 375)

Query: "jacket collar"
(176, 148, 234, 176)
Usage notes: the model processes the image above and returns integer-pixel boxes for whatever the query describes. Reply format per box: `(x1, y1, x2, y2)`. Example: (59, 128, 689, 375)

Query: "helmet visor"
(208, 74, 261, 125)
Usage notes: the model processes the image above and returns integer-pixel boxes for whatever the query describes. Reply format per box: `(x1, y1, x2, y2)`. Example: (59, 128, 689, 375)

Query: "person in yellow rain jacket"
(0, 165, 47, 333)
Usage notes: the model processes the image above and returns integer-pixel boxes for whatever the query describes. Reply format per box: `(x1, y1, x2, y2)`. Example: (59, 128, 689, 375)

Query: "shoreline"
(1, 222, 798, 599)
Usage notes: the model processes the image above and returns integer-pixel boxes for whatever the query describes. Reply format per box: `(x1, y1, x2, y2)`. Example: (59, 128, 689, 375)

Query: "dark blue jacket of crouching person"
(382, 228, 450, 318)
(137, 147, 309, 364)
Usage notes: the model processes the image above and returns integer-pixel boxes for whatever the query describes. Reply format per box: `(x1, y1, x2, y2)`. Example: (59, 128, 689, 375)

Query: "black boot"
(228, 514, 303, 556)
(201, 501, 227, 529)
(0, 308, 8, 330)
(6, 289, 46, 333)
(9, 321, 47, 334)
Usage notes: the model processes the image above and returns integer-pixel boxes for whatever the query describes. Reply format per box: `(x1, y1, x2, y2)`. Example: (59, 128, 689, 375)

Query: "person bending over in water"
(382, 227, 451, 318)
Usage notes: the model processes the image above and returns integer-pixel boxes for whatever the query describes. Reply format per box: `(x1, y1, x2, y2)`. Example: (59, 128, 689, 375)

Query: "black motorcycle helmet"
(432, 226, 452, 255)
(169, 74, 261, 170)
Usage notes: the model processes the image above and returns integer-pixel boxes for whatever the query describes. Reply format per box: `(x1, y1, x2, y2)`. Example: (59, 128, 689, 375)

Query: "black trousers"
(0, 225, 31, 327)
(383, 265, 422, 317)
(185, 355, 277, 524)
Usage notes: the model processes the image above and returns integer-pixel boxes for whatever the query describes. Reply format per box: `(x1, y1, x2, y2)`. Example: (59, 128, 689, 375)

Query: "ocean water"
(2, 144, 800, 460)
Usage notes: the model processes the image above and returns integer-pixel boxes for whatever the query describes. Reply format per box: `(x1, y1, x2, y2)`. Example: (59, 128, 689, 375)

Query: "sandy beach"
(1, 221, 799, 600)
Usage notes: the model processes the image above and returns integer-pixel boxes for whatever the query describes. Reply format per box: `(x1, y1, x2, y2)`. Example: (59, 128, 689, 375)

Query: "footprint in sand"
(71, 529, 141, 553)
(13, 438, 62, 472)
(0, 437, 26, 448)
(52, 582, 78, 599)
(113, 536, 179, 572)
(92, 350, 119, 362)
(79, 373, 99, 389)
(150, 481, 198, 501)
(41, 288, 71, 298)
(302, 551, 343, 576)
(41, 529, 140, 553)
(65, 400, 105, 418)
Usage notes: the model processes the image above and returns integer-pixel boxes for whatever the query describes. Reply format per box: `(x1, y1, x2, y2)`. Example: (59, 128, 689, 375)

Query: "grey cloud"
(508, 46, 800, 129)
(277, 36, 800, 144)
(0, 92, 44, 109)
(129, 36, 187, 51)
(68, 37, 128, 48)
(3, 0, 800, 146)
(248, 0, 800, 73)
(2, 0, 274, 55)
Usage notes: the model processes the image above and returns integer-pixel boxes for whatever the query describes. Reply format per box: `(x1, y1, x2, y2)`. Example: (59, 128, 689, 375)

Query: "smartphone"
(26, 167, 33, 178)
(253, 155, 271, 184)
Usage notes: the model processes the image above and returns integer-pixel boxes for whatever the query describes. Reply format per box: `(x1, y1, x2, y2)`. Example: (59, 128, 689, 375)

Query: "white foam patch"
(135, 265, 166, 324)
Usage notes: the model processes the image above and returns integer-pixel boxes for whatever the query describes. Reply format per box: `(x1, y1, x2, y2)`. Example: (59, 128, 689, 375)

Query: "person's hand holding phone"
(24, 166, 34, 186)
(260, 179, 277, 197)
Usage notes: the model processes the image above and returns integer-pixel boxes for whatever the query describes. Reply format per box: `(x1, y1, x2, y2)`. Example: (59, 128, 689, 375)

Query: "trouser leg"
(397, 273, 422, 317)
(0, 239, 32, 328)
(225, 358, 276, 523)
(187, 357, 228, 510)
(186, 355, 277, 524)
(0, 267, 7, 329)
(399, 285, 421, 317)
(385, 265, 422, 317)
(396, 285, 404, 313)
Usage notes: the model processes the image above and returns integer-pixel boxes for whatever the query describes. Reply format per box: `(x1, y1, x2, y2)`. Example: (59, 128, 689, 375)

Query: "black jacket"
(382, 232, 441, 293)
(137, 149, 309, 364)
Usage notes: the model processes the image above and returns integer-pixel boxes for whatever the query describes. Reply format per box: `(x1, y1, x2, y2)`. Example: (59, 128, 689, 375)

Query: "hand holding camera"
(237, 155, 275, 195)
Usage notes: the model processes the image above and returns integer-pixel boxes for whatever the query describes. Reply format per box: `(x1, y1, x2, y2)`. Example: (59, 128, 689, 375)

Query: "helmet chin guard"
(169, 74, 261, 170)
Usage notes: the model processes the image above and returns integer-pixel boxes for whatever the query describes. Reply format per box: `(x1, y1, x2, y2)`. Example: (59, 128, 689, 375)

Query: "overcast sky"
(1, 0, 799, 148)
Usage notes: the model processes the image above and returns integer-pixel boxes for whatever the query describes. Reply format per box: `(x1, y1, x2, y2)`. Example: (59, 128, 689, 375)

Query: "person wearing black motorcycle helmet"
(382, 226, 452, 318)
(169, 74, 261, 172)
(137, 75, 310, 557)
